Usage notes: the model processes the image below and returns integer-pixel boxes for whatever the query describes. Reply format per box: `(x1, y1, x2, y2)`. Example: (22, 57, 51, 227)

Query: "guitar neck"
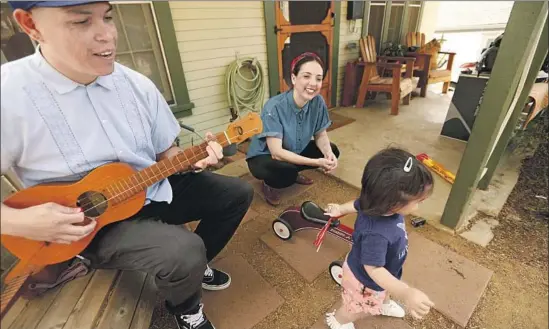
(105, 131, 230, 204)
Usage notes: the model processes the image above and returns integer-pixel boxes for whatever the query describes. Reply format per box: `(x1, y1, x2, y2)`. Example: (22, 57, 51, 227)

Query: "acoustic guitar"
(0, 112, 262, 318)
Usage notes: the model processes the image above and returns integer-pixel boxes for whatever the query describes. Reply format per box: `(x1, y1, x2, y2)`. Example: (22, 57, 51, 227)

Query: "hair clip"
(404, 157, 413, 173)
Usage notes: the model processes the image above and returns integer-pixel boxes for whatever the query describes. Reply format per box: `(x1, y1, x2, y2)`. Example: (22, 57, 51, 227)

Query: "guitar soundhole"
(76, 191, 108, 218)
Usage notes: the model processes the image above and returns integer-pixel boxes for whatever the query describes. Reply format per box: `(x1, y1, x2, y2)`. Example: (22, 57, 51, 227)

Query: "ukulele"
(0, 112, 262, 318)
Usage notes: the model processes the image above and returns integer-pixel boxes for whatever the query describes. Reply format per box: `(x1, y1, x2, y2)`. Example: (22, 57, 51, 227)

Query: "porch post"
(478, 19, 548, 190)
(440, 1, 548, 229)
(263, 2, 280, 97)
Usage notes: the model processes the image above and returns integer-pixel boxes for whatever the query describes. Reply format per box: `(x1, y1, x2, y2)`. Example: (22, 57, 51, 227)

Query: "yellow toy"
(416, 153, 455, 184)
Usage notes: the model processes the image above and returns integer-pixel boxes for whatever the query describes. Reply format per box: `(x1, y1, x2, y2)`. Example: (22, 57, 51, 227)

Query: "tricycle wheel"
(272, 218, 293, 240)
(329, 260, 344, 286)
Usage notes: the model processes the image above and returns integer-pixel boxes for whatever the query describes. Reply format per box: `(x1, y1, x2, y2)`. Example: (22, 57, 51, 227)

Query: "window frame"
(384, 1, 405, 45)
(366, 1, 387, 52)
(145, 1, 194, 118)
(362, 0, 425, 53)
(113, 1, 193, 118)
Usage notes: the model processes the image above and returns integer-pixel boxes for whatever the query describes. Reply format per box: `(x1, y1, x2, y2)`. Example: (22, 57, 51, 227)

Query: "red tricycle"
(272, 201, 355, 286)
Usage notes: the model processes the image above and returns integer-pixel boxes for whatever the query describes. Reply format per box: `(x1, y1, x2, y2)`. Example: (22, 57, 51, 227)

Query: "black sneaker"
(174, 303, 215, 329)
(202, 264, 231, 290)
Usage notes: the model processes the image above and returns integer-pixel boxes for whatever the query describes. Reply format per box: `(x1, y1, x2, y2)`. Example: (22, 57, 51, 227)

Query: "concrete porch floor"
(327, 91, 466, 232)
(326, 89, 523, 243)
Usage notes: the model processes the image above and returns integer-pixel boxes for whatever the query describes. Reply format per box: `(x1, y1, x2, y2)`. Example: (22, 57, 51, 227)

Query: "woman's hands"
(314, 130, 338, 173)
(318, 150, 337, 174)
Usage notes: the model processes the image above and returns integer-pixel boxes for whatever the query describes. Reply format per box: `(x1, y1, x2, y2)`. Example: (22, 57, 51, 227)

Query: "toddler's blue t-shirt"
(346, 199, 409, 291)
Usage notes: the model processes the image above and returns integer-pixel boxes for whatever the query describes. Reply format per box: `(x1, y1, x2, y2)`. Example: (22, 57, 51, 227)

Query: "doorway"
(274, 1, 336, 107)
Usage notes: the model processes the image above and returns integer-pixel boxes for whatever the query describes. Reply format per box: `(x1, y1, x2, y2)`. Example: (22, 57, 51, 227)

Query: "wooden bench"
(1, 174, 157, 329)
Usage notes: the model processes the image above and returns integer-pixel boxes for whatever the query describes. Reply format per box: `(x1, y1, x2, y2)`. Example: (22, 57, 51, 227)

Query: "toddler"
(324, 147, 435, 329)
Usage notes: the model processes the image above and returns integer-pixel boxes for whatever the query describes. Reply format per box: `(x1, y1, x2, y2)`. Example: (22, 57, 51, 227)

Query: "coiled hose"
(225, 56, 265, 118)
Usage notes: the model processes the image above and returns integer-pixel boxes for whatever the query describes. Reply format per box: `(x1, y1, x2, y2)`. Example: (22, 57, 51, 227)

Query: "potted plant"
(381, 42, 405, 57)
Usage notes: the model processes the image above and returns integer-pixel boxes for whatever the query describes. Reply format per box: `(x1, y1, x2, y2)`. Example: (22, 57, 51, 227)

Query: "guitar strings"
(74, 133, 220, 211)
(74, 128, 259, 213)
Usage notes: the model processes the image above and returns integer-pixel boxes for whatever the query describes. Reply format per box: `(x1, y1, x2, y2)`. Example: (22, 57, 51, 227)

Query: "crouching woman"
(246, 52, 340, 205)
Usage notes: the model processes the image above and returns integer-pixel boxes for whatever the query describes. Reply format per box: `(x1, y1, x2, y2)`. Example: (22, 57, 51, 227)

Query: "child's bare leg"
(334, 304, 367, 323)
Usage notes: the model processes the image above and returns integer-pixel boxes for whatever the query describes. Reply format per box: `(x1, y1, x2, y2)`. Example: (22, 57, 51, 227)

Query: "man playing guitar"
(0, 2, 254, 329)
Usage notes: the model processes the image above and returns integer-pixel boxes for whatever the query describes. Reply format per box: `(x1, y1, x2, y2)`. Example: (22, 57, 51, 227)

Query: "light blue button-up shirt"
(246, 90, 332, 159)
(1, 48, 181, 204)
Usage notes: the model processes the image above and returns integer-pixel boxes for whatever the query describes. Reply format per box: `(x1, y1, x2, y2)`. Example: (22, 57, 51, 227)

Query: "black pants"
(246, 140, 340, 188)
(82, 171, 254, 314)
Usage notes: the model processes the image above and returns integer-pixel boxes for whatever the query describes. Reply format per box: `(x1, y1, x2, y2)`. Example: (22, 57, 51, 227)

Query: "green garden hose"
(225, 56, 265, 118)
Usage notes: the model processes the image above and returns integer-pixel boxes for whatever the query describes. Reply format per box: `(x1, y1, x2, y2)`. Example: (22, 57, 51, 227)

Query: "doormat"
(327, 112, 356, 132)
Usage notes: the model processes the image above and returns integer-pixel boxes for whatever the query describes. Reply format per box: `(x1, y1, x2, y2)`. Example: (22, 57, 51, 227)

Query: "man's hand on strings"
(1, 202, 95, 244)
(193, 132, 223, 169)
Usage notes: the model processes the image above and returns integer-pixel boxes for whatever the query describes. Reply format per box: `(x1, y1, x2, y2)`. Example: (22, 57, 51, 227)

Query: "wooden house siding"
(169, 1, 270, 147)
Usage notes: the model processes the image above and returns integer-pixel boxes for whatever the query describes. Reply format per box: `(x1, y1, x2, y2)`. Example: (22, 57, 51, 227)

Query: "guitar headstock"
(225, 112, 263, 144)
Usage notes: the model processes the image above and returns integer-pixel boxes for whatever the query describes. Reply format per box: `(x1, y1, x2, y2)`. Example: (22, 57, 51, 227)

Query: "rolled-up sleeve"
(149, 88, 181, 155)
(257, 107, 283, 139)
(314, 97, 332, 135)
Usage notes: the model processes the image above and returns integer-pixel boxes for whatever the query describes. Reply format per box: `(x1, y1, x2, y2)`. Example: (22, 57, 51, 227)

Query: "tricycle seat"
(300, 201, 340, 227)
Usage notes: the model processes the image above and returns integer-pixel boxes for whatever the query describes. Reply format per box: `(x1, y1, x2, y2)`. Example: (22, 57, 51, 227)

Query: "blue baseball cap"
(8, 1, 108, 11)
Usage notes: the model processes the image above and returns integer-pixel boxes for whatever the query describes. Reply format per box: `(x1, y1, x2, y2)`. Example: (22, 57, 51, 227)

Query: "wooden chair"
(405, 38, 456, 97)
(398, 32, 426, 74)
(356, 35, 418, 115)
(404, 31, 426, 49)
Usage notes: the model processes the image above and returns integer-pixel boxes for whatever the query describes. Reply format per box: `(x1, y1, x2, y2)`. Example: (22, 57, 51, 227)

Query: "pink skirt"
(341, 260, 387, 315)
